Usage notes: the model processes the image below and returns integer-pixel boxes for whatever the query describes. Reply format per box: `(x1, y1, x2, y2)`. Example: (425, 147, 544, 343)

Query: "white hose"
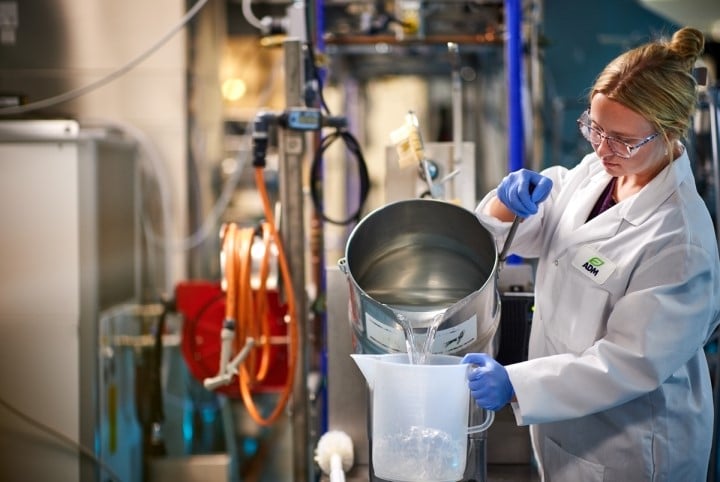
(79, 50, 284, 294)
(81, 117, 176, 295)
(242, 0, 265, 30)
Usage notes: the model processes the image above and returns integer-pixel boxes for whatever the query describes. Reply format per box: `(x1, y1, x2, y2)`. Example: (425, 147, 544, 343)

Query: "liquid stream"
(396, 311, 445, 365)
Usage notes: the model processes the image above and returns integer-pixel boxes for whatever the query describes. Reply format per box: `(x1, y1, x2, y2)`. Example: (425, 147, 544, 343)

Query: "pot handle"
(467, 408, 495, 434)
(337, 257, 348, 275)
(498, 216, 521, 263)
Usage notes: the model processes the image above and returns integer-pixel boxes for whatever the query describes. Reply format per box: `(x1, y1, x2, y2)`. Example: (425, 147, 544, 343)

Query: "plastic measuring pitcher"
(351, 353, 494, 482)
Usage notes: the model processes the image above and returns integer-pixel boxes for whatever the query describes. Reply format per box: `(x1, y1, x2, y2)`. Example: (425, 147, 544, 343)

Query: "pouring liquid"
(397, 312, 445, 365)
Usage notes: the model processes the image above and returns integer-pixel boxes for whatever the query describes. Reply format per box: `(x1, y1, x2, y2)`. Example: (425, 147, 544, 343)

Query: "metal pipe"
(449, 42, 462, 202)
(499, 216, 521, 263)
(279, 38, 312, 482)
(323, 33, 502, 46)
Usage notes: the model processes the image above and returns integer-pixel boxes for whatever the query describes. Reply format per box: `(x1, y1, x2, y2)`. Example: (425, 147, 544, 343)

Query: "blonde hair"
(590, 27, 704, 152)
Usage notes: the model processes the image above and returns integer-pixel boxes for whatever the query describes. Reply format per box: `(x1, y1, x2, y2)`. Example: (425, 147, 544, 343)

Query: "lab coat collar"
(620, 148, 691, 226)
(553, 149, 690, 253)
(558, 162, 619, 248)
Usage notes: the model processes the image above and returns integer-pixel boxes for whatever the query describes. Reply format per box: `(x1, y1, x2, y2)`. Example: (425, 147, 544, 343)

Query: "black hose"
(310, 128, 371, 225)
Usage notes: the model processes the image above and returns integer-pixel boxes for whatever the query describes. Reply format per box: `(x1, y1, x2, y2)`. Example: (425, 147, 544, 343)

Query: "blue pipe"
(314, 0, 330, 436)
(315, 0, 325, 57)
(505, 0, 523, 265)
(505, 0, 524, 174)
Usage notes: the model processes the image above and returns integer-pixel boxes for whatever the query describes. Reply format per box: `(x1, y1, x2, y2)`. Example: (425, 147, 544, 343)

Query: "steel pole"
(279, 38, 312, 482)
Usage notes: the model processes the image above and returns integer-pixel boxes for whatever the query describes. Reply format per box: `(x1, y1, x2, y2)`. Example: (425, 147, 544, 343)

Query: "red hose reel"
(175, 280, 289, 398)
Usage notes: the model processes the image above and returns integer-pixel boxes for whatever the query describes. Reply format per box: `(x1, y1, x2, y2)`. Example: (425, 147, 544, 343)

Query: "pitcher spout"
(350, 354, 382, 388)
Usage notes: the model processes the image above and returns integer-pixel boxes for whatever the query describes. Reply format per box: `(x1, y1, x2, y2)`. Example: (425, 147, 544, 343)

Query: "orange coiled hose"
(222, 223, 239, 326)
(249, 223, 272, 382)
(220, 167, 299, 426)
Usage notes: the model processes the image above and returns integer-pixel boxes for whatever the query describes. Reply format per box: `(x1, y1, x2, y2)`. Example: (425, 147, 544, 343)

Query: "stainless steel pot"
(338, 198, 501, 356)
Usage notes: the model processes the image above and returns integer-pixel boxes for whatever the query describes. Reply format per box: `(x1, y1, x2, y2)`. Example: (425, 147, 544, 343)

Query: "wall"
(541, 0, 678, 168)
(0, 0, 193, 291)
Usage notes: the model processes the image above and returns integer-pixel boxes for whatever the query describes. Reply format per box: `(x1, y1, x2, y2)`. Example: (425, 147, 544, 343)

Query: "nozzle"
(252, 111, 277, 167)
(203, 336, 256, 391)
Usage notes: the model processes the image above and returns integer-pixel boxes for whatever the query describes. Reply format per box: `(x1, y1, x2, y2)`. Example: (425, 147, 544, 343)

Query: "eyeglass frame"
(577, 109, 660, 159)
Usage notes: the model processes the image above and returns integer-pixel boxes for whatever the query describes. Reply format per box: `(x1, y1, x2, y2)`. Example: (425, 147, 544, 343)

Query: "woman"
(464, 27, 720, 481)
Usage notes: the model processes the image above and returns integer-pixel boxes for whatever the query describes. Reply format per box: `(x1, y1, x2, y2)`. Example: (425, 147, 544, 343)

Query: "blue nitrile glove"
(496, 169, 553, 218)
(462, 353, 514, 411)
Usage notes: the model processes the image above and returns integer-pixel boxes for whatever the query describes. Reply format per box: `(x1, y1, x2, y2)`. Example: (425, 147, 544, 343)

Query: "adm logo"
(582, 257, 604, 276)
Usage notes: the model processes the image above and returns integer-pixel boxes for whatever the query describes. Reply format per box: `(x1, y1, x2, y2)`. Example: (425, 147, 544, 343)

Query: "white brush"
(314, 430, 354, 482)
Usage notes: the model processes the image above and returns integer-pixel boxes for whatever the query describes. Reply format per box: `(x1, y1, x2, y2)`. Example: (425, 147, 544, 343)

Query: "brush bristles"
(315, 430, 355, 473)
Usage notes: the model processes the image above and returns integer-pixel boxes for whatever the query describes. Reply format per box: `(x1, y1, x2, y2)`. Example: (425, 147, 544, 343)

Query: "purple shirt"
(587, 177, 617, 221)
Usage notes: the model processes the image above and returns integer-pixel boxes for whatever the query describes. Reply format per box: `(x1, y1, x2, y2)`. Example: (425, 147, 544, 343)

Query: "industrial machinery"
(0, 120, 139, 482)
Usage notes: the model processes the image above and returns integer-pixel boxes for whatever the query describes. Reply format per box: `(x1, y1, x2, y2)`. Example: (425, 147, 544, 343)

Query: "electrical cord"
(144, 299, 171, 456)
(310, 128, 371, 225)
(0, 396, 123, 482)
(304, 9, 331, 116)
(301, 4, 370, 225)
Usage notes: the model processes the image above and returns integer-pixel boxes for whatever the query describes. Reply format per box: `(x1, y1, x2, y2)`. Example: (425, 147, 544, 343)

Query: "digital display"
(287, 109, 321, 130)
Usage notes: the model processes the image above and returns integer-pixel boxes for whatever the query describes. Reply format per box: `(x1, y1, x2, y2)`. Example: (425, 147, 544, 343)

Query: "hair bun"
(669, 27, 705, 68)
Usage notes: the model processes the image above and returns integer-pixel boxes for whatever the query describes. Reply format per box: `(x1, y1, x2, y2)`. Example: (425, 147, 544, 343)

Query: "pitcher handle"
(467, 409, 495, 434)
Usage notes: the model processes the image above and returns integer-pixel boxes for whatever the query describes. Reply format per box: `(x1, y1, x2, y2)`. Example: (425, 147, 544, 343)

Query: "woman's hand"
(462, 353, 514, 411)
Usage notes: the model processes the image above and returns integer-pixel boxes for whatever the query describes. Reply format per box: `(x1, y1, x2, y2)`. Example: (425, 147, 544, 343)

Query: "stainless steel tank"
(338, 198, 500, 357)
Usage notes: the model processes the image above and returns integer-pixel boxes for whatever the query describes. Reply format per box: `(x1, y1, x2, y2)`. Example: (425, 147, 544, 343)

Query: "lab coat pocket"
(559, 279, 610, 354)
(544, 436, 605, 482)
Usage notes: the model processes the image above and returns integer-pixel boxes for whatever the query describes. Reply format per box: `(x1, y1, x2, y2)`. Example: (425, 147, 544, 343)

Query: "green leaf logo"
(587, 257, 604, 267)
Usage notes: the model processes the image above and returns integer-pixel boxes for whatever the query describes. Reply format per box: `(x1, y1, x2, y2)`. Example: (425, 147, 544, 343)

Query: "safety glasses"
(577, 110, 659, 159)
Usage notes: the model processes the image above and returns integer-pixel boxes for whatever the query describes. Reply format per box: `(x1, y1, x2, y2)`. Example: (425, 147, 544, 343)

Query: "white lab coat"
(476, 150, 720, 482)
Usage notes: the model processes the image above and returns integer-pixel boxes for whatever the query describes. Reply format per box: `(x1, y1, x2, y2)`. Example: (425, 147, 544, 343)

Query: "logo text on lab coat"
(573, 247, 616, 284)
(582, 257, 605, 276)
